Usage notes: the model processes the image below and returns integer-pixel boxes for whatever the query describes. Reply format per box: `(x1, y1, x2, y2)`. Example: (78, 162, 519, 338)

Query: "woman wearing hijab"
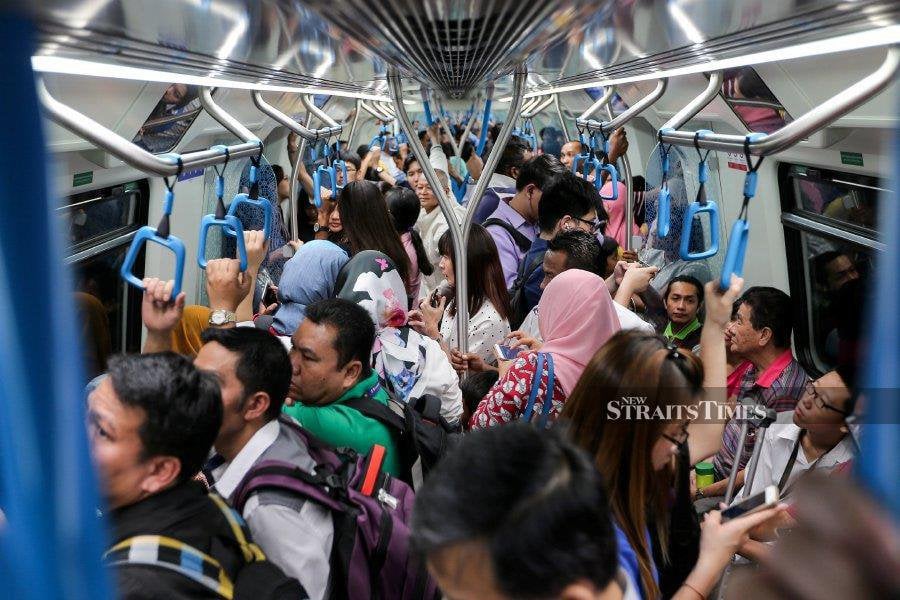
(170, 305, 212, 357)
(270, 240, 349, 338)
(469, 269, 620, 429)
(334, 250, 463, 424)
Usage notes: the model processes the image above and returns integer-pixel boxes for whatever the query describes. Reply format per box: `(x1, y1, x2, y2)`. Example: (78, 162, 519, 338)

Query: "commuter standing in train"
(660, 275, 705, 351)
(468, 137, 532, 223)
(483, 154, 568, 287)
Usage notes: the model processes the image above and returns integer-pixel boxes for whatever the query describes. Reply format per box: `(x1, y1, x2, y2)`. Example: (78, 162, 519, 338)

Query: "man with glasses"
(515, 171, 609, 316)
(737, 367, 857, 500)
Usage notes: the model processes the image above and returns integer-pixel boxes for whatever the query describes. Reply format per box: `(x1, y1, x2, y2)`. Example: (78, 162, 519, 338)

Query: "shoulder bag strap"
(483, 218, 532, 253)
(776, 429, 805, 493)
(537, 353, 556, 430)
(521, 353, 545, 423)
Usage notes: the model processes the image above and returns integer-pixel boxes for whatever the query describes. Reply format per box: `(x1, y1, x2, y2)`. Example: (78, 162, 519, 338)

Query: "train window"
(64, 180, 150, 378)
(721, 67, 792, 134)
(132, 84, 206, 154)
(779, 163, 884, 376)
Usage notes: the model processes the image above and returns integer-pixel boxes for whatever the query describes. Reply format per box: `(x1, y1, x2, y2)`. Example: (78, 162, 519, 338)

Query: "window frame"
(778, 162, 884, 377)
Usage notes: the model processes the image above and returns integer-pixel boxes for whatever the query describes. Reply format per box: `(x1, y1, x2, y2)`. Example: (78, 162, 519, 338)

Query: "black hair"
(515, 154, 568, 192)
(337, 180, 412, 291)
(385, 187, 434, 276)
(356, 144, 370, 160)
(537, 171, 600, 234)
(403, 154, 421, 174)
(200, 328, 291, 421)
(305, 298, 375, 376)
(460, 370, 498, 425)
(271, 164, 285, 183)
(107, 352, 222, 483)
(812, 250, 846, 289)
(547, 230, 603, 275)
(735, 286, 794, 349)
(438, 224, 511, 321)
(337, 150, 361, 170)
(664, 275, 705, 304)
(412, 424, 618, 598)
(496, 138, 531, 178)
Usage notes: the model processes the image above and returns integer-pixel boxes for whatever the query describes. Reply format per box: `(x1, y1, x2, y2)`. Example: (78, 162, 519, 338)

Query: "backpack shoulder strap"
(483, 217, 532, 253)
(104, 535, 235, 599)
(341, 395, 407, 433)
(208, 493, 267, 564)
(232, 459, 348, 515)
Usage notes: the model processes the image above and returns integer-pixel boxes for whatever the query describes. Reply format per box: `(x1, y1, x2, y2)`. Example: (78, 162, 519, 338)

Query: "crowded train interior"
(1, 1, 898, 598)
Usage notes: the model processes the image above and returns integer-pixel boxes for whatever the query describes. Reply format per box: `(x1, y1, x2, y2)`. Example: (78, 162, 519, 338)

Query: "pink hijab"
(602, 180, 640, 248)
(538, 269, 621, 395)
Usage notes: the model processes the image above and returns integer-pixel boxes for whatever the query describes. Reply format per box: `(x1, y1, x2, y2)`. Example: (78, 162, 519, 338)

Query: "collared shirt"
(485, 199, 539, 287)
(663, 317, 702, 350)
(738, 411, 857, 499)
(282, 371, 403, 476)
(713, 350, 809, 479)
(212, 420, 333, 600)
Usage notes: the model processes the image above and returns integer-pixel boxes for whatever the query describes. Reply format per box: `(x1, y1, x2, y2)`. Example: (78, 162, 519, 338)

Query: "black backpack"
(104, 493, 308, 600)
(507, 249, 546, 330)
(342, 393, 462, 489)
(483, 217, 533, 253)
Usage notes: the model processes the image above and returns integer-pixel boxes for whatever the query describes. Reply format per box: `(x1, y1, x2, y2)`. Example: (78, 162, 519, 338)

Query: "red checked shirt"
(469, 352, 568, 430)
(713, 350, 810, 479)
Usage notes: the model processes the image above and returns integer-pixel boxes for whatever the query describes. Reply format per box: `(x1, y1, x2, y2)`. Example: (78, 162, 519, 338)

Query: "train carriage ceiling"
(17, 0, 900, 100)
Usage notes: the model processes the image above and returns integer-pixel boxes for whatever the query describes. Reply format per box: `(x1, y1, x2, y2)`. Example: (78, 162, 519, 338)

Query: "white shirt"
(414, 204, 466, 301)
(440, 300, 511, 364)
(519, 302, 653, 341)
(410, 336, 465, 424)
(212, 421, 333, 600)
(738, 411, 857, 500)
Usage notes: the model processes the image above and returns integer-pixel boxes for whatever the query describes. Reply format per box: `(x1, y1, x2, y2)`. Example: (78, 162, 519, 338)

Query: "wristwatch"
(209, 309, 236, 326)
(313, 223, 325, 234)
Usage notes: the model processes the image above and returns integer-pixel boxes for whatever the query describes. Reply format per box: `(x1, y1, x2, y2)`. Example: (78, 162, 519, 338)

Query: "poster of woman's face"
(132, 84, 204, 154)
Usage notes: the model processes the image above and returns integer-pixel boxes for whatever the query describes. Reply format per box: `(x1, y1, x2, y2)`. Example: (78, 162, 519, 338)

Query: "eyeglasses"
(662, 425, 690, 446)
(572, 215, 605, 234)
(805, 382, 851, 417)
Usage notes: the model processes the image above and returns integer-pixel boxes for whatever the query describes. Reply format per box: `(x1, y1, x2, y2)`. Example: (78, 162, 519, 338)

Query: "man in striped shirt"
(699, 287, 810, 499)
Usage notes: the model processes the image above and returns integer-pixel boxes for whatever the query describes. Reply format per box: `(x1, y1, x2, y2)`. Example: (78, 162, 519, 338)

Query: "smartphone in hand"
(493, 344, 520, 362)
(721, 486, 780, 522)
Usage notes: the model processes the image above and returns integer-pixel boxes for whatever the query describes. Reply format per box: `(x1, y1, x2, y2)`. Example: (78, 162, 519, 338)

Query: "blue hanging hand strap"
(120, 157, 187, 296)
(225, 145, 272, 239)
(537, 353, 556, 430)
(521, 353, 546, 423)
(656, 128, 675, 238)
(680, 130, 720, 260)
(198, 146, 247, 271)
(476, 96, 493, 156)
(720, 133, 766, 290)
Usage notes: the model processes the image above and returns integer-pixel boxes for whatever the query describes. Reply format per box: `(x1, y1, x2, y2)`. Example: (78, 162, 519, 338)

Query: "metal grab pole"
(253, 91, 342, 142)
(199, 87, 258, 144)
(579, 78, 668, 135)
(347, 99, 362, 148)
(360, 100, 394, 122)
(578, 85, 617, 121)
(302, 94, 340, 129)
(607, 104, 635, 251)
(662, 72, 723, 132)
(660, 47, 900, 155)
(457, 93, 481, 151)
(464, 65, 528, 229)
(38, 79, 261, 176)
(554, 94, 572, 141)
(521, 96, 554, 119)
(387, 68, 469, 353)
(438, 111, 461, 157)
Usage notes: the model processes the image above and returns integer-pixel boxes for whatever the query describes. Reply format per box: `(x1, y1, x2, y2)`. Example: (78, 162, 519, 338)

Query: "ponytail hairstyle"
(385, 186, 434, 276)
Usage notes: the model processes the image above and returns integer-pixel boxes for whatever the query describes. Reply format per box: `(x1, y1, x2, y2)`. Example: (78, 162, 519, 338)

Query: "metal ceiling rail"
(660, 72, 723, 133)
(301, 94, 342, 131)
(521, 95, 555, 119)
(37, 79, 262, 176)
(577, 78, 668, 135)
(577, 85, 617, 121)
(360, 100, 394, 122)
(660, 46, 900, 155)
(554, 94, 572, 141)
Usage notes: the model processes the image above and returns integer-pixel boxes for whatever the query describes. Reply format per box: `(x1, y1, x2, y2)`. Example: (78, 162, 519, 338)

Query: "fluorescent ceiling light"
(31, 55, 392, 102)
(500, 26, 900, 100)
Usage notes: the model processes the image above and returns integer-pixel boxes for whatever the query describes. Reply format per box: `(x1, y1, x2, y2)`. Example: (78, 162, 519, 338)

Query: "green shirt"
(282, 372, 403, 476)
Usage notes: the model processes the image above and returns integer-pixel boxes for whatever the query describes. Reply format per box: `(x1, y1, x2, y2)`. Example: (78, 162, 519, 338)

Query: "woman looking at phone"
(561, 276, 780, 599)
(408, 224, 511, 367)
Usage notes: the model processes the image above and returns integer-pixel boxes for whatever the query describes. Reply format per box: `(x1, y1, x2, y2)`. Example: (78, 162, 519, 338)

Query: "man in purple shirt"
(470, 137, 532, 224)
(483, 155, 568, 288)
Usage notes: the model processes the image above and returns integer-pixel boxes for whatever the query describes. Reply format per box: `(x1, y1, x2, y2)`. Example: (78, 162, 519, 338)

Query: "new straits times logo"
(608, 396, 758, 422)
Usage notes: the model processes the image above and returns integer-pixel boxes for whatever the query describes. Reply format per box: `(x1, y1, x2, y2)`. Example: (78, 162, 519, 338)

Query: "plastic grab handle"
(720, 219, 750, 290)
(597, 163, 619, 200)
(333, 159, 349, 190)
(198, 214, 247, 271)
(120, 226, 187, 297)
(679, 200, 720, 260)
(313, 165, 338, 208)
(226, 193, 273, 239)
(658, 186, 672, 238)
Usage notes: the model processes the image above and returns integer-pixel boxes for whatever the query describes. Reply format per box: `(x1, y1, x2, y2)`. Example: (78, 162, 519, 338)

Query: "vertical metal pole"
(290, 109, 312, 238)
(437, 111, 461, 157)
(388, 69, 469, 354)
(607, 105, 635, 251)
(347, 99, 361, 148)
(554, 94, 572, 141)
